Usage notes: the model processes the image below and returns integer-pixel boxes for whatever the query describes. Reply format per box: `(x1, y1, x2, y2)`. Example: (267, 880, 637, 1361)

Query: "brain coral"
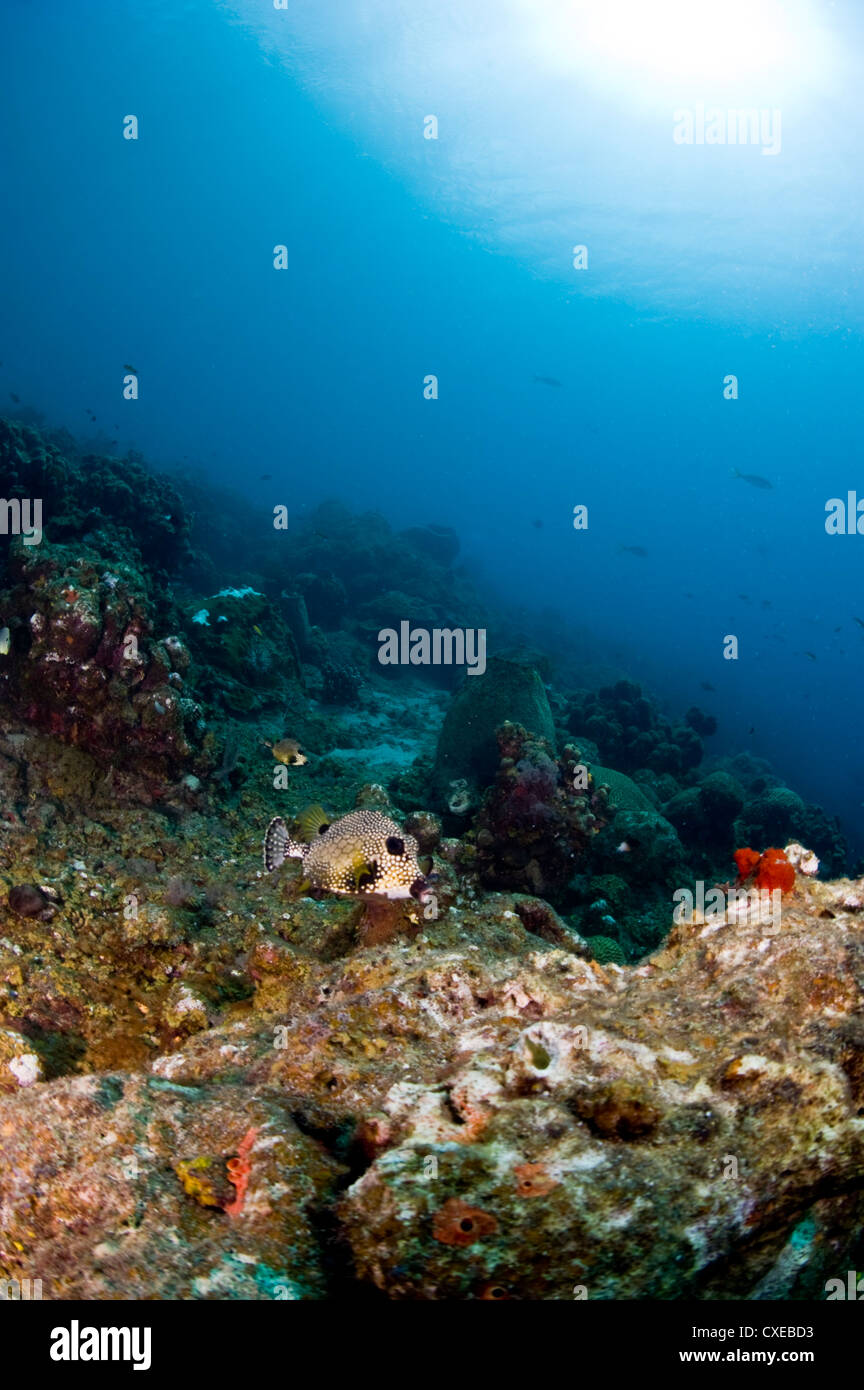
(585, 934, 626, 965)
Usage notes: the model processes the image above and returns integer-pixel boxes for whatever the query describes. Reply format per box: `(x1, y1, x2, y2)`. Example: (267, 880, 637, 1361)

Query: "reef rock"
(1, 873, 862, 1298)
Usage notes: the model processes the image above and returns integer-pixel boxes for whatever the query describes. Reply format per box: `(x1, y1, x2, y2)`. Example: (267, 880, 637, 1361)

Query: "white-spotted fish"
(262, 737, 308, 766)
(264, 806, 428, 901)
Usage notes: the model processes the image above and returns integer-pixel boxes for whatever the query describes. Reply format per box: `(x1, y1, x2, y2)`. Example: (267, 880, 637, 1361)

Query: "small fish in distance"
(262, 737, 307, 767)
(732, 468, 773, 489)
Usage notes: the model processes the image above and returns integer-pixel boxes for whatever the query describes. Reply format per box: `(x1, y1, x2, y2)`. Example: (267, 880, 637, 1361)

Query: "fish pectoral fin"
(295, 804, 332, 842)
(349, 854, 379, 893)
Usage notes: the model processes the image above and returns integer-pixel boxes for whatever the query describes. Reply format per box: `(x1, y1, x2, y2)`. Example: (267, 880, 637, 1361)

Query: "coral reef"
(0, 418, 190, 574)
(0, 420, 859, 1304)
(461, 724, 605, 899)
(319, 658, 363, 706)
(567, 680, 708, 777)
(734, 785, 845, 876)
(0, 537, 204, 778)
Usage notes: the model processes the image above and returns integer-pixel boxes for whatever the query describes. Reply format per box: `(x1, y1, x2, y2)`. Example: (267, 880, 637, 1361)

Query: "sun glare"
(517, 0, 829, 90)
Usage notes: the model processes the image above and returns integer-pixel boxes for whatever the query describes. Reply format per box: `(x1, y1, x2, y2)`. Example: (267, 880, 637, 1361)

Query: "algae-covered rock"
(0, 1074, 344, 1298)
(0, 1028, 44, 1092)
(184, 586, 302, 714)
(332, 874, 864, 1299)
(162, 984, 210, 1036)
(431, 658, 556, 802)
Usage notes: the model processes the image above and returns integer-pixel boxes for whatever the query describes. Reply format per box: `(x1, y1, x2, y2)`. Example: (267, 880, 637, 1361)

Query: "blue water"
(2, 0, 863, 851)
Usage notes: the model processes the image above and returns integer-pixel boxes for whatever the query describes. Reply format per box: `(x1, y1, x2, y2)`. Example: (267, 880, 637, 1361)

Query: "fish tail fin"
(264, 816, 304, 872)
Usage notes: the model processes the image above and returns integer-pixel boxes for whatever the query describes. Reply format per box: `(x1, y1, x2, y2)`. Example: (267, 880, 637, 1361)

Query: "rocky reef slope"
(1, 418, 861, 1300)
(1, 868, 861, 1299)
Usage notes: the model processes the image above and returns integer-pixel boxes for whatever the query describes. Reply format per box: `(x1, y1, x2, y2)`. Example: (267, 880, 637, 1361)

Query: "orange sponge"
(734, 845, 796, 894)
(754, 847, 796, 895)
(733, 847, 761, 881)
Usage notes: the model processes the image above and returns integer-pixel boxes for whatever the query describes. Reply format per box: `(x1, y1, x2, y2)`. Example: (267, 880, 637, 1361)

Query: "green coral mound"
(431, 657, 556, 800)
(590, 765, 655, 813)
(586, 934, 626, 965)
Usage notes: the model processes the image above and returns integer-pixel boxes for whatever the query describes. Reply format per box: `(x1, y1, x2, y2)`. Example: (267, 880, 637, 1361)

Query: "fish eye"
(385, 836, 404, 856)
